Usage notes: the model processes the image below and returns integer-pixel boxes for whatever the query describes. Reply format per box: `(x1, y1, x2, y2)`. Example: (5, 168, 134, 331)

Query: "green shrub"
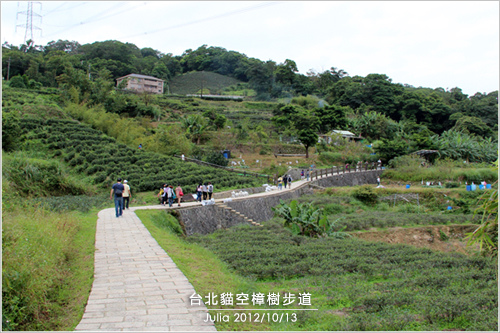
(150, 211, 184, 236)
(352, 186, 379, 205)
(439, 229, 450, 241)
(2, 153, 91, 197)
(319, 152, 342, 164)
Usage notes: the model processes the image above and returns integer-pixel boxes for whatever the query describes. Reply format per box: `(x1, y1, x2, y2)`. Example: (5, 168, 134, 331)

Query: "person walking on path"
(306, 169, 310, 181)
(166, 185, 174, 207)
(175, 185, 183, 206)
(287, 175, 293, 189)
(157, 184, 165, 205)
(283, 174, 288, 189)
(377, 177, 381, 186)
(110, 178, 124, 218)
(207, 182, 214, 200)
(202, 183, 208, 200)
(196, 184, 203, 202)
(161, 184, 168, 206)
(277, 176, 283, 190)
(301, 170, 304, 179)
(122, 180, 131, 209)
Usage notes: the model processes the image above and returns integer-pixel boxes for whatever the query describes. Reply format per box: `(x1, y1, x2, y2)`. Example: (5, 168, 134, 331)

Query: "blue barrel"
(406, 184, 410, 189)
(479, 185, 485, 190)
(471, 185, 477, 191)
(447, 206, 452, 210)
(486, 184, 492, 189)
(466, 185, 471, 191)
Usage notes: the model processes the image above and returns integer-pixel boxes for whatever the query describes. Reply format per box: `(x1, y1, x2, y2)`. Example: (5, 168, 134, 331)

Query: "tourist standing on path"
(301, 170, 305, 179)
(175, 185, 183, 206)
(196, 184, 203, 202)
(283, 174, 288, 189)
(287, 175, 293, 189)
(208, 182, 214, 200)
(202, 183, 208, 200)
(377, 177, 381, 186)
(122, 180, 131, 209)
(306, 169, 310, 181)
(167, 185, 175, 207)
(161, 184, 169, 206)
(157, 185, 165, 205)
(110, 178, 124, 218)
(277, 176, 283, 190)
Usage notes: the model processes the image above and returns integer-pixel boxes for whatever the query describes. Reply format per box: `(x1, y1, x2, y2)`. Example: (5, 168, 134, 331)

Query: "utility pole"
(7, 57, 11, 81)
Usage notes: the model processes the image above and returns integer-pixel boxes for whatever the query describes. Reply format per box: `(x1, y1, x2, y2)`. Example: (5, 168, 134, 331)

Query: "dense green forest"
(2, 39, 498, 165)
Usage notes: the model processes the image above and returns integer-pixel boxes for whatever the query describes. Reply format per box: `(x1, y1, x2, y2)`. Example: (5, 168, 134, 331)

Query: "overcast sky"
(1, 1, 499, 96)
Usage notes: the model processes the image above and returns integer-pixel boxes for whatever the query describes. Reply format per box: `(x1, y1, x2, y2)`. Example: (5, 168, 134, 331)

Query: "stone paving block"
(168, 313, 197, 320)
(74, 323, 102, 330)
(79, 315, 124, 324)
(124, 314, 168, 322)
(76, 207, 216, 331)
(82, 311, 105, 319)
(147, 304, 168, 309)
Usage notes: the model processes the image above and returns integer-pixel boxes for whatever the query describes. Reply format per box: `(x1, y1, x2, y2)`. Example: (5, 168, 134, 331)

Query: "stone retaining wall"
(177, 169, 384, 236)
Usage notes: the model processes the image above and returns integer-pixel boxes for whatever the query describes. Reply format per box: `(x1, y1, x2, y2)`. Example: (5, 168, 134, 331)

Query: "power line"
(119, 1, 280, 39)
(43, 2, 147, 39)
(43, 2, 89, 16)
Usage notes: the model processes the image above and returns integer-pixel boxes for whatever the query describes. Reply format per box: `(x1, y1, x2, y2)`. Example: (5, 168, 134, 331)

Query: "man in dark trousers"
(110, 178, 124, 218)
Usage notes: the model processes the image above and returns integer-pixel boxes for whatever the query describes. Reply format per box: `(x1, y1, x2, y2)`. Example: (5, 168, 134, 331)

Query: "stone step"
(217, 203, 262, 228)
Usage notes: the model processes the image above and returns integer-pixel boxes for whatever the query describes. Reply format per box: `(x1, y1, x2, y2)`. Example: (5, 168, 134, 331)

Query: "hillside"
(169, 71, 243, 95)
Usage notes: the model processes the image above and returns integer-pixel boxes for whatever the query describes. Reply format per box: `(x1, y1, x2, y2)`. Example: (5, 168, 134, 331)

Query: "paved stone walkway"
(76, 169, 379, 331)
(75, 207, 216, 331)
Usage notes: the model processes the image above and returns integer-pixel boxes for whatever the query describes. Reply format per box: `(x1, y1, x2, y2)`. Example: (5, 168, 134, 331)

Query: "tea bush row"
(188, 222, 497, 330)
(326, 211, 477, 231)
(30, 194, 109, 213)
(18, 117, 260, 193)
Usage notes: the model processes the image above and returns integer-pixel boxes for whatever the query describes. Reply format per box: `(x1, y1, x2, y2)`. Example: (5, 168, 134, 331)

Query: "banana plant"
(272, 200, 350, 238)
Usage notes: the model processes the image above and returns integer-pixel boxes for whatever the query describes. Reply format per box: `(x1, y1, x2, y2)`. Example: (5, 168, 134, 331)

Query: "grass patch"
(2, 204, 97, 330)
(135, 209, 271, 331)
(138, 207, 497, 331)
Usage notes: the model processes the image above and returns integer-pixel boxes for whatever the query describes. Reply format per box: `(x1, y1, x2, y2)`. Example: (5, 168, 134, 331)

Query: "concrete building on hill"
(319, 130, 363, 144)
(116, 74, 164, 94)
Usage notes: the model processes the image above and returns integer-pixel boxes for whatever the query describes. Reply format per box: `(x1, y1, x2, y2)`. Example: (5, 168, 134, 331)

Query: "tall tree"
(294, 111, 320, 158)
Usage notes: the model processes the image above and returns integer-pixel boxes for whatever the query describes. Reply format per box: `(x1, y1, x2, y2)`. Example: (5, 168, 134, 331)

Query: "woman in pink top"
(175, 185, 183, 206)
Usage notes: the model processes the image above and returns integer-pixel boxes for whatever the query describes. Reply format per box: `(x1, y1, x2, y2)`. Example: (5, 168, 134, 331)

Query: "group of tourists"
(110, 178, 132, 218)
(195, 182, 214, 202)
(157, 184, 184, 207)
(277, 174, 293, 190)
(156, 182, 214, 206)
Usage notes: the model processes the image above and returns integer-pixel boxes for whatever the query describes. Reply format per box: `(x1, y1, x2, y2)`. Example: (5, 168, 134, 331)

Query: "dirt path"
(351, 224, 478, 254)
